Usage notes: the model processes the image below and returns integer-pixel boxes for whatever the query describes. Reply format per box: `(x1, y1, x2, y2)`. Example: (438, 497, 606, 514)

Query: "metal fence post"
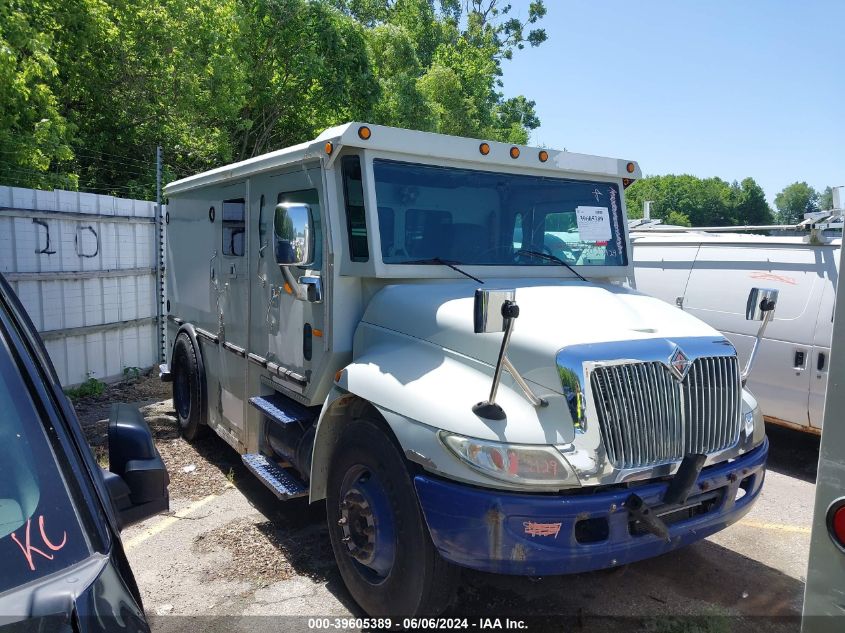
(155, 145, 165, 363)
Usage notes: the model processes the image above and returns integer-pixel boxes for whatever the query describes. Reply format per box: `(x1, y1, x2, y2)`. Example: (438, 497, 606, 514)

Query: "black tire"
(171, 332, 208, 441)
(326, 418, 459, 617)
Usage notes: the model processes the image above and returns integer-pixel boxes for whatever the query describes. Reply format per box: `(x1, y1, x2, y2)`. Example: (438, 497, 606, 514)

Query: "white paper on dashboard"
(575, 206, 612, 242)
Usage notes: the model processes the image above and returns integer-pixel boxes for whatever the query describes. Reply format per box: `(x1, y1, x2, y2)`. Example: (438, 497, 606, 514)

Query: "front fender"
(308, 324, 574, 502)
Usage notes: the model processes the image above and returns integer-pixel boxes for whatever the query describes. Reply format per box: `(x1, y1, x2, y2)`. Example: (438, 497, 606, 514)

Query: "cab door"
(215, 182, 249, 449)
(248, 166, 327, 406)
(809, 246, 839, 429)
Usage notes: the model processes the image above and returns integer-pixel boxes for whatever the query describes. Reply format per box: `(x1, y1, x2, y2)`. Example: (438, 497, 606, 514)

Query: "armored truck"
(161, 123, 771, 616)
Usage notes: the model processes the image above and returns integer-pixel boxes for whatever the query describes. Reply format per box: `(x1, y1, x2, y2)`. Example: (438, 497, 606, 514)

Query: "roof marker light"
(479, 142, 490, 155)
(626, 162, 636, 173)
(510, 146, 520, 159)
(538, 150, 549, 163)
(358, 126, 371, 140)
(324, 142, 333, 155)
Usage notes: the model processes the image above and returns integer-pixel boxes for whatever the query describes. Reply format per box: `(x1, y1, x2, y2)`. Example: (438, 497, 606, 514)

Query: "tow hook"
(626, 494, 670, 540)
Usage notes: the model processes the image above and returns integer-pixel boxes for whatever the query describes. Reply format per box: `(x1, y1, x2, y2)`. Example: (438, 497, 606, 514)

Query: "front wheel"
(326, 419, 458, 617)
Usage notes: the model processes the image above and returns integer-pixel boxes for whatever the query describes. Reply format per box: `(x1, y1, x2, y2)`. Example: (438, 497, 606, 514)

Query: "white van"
(632, 231, 840, 434)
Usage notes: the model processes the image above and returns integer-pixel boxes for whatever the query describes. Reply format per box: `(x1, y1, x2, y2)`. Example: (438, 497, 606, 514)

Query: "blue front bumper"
(414, 438, 768, 575)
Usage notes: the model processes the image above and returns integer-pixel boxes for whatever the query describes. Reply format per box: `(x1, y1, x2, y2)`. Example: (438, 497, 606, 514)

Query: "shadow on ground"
(765, 423, 820, 483)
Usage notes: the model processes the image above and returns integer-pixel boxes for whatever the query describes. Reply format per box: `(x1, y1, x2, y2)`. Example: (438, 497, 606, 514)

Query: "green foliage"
(65, 376, 106, 400)
(774, 181, 819, 224)
(625, 174, 773, 227)
(1, 0, 546, 195)
(819, 186, 834, 211)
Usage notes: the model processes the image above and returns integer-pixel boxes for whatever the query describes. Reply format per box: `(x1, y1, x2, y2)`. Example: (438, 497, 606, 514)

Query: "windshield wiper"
(515, 249, 587, 282)
(402, 257, 484, 284)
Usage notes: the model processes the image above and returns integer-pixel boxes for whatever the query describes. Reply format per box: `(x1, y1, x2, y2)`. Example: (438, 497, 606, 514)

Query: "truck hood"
(360, 279, 726, 393)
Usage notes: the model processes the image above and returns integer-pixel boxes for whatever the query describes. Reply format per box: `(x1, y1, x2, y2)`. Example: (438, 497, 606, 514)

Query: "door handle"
(793, 350, 806, 370)
(818, 352, 826, 372)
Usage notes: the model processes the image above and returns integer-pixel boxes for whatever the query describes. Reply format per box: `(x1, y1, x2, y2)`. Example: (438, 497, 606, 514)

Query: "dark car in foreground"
(0, 274, 168, 632)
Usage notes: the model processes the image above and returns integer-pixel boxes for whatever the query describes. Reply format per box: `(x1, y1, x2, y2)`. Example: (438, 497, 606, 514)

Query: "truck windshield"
(373, 159, 627, 267)
(0, 337, 89, 594)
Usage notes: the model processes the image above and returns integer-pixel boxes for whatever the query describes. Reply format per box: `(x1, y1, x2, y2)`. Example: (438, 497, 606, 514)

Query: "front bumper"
(414, 438, 768, 575)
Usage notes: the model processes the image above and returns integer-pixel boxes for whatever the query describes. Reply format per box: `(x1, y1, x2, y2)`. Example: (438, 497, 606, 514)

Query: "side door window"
(222, 198, 246, 257)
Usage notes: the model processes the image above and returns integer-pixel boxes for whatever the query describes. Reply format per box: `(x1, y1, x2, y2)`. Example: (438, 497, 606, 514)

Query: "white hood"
(361, 279, 724, 393)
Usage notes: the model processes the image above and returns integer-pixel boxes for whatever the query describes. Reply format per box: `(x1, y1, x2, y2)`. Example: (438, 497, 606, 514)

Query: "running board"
(242, 453, 308, 500)
(249, 393, 315, 427)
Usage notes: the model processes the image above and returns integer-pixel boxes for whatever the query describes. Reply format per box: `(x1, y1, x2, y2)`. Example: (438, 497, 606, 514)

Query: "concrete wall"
(0, 185, 163, 386)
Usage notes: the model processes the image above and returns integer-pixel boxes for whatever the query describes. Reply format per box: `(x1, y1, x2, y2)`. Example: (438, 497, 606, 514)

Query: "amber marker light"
(538, 150, 549, 163)
(358, 126, 372, 140)
(626, 162, 636, 173)
(510, 146, 520, 159)
(479, 142, 490, 155)
(334, 369, 344, 383)
(324, 142, 333, 155)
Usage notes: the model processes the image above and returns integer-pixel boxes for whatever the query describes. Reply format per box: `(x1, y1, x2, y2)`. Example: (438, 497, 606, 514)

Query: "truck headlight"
(439, 432, 580, 488)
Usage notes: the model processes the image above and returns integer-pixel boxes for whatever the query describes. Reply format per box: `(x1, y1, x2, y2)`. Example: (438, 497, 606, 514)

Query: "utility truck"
(161, 123, 772, 616)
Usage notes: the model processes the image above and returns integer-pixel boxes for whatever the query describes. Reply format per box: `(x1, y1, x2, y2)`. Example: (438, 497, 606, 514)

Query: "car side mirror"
(101, 404, 169, 529)
(746, 287, 779, 321)
(274, 203, 313, 267)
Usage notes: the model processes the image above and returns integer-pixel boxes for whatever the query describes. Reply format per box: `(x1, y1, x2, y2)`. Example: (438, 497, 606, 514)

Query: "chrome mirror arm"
(742, 310, 774, 385)
(502, 356, 548, 408)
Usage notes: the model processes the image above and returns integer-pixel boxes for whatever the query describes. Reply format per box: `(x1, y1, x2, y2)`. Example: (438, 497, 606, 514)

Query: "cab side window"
(222, 198, 245, 256)
(278, 189, 322, 270)
(342, 156, 369, 262)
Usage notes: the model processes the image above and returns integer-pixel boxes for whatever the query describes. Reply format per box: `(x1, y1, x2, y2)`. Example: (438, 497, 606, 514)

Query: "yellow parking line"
(124, 494, 218, 551)
(738, 519, 811, 534)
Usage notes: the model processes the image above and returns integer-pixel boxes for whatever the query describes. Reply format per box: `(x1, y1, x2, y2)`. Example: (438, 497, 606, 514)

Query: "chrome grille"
(590, 356, 741, 469)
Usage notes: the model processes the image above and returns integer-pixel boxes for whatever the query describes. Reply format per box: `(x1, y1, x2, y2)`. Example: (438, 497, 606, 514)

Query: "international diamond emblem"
(669, 346, 692, 381)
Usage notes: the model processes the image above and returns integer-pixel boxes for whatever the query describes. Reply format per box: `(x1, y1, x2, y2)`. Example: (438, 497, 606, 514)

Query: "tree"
(731, 178, 773, 225)
(819, 186, 834, 211)
(774, 182, 819, 224)
(625, 174, 772, 227)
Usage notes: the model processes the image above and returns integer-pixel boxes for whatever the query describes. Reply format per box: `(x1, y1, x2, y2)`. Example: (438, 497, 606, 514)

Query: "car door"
(809, 245, 839, 430)
(216, 183, 249, 449)
(684, 242, 822, 429)
(631, 236, 699, 307)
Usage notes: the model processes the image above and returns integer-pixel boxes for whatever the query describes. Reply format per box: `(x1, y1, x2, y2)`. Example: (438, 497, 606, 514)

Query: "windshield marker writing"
(10, 515, 68, 571)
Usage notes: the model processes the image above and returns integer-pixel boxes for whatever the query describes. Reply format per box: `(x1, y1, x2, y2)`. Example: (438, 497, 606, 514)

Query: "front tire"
(171, 332, 208, 441)
(326, 418, 458, 616)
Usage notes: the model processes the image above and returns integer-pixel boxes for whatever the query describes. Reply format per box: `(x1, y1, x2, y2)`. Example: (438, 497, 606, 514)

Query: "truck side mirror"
(472, 289, 546, 419)
(102, 404, 169, 529)
(742, 287, 779, 385)
(274, 203, 313, 267)
(746, 287, 779, 321)
(474, 288, 516, 333)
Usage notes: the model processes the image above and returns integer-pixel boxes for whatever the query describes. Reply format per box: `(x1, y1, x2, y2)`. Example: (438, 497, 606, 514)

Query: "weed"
(65, 375, 106, 401)
(226, 467, 235, 485)
(123, 366, 142, 380)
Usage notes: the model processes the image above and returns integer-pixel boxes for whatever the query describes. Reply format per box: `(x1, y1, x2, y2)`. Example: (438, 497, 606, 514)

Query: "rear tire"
(326, 418, 458, 617)
(171, 332, 208, 441)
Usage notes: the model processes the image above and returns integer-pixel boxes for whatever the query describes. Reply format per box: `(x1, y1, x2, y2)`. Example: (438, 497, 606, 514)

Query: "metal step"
(249, 392, 315, 427)
(242, 453, 308, 500)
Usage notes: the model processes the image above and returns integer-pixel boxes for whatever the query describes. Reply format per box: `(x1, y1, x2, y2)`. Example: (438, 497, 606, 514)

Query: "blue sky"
(500, 1, 844, 206)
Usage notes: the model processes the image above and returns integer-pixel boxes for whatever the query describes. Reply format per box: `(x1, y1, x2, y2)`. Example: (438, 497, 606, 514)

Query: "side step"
(242, 453, 308, 500)
(249, 393, 315, 426)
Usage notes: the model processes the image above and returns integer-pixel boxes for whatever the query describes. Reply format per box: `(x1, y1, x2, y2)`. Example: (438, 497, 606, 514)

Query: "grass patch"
(65, 376, 106, 401)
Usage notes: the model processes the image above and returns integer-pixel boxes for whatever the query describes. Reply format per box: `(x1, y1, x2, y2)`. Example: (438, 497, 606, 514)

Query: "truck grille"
(590, 356, 741, 469)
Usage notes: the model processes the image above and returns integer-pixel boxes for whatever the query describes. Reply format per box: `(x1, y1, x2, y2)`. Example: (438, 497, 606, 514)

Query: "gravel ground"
(78, 378, 817, 629)
(76, 374, 239, 501)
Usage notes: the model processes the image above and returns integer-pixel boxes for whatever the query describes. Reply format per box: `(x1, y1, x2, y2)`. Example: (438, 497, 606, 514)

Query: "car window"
(0, 338, 89, 594)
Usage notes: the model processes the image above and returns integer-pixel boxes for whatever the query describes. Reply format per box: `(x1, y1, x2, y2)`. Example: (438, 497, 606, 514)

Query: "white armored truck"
(161, 123, 772, 616)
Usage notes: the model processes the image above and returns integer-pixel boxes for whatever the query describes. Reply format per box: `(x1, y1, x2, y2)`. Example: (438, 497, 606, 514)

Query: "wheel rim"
(338, 464, 396, 580)
(174, 351, 190, 420)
